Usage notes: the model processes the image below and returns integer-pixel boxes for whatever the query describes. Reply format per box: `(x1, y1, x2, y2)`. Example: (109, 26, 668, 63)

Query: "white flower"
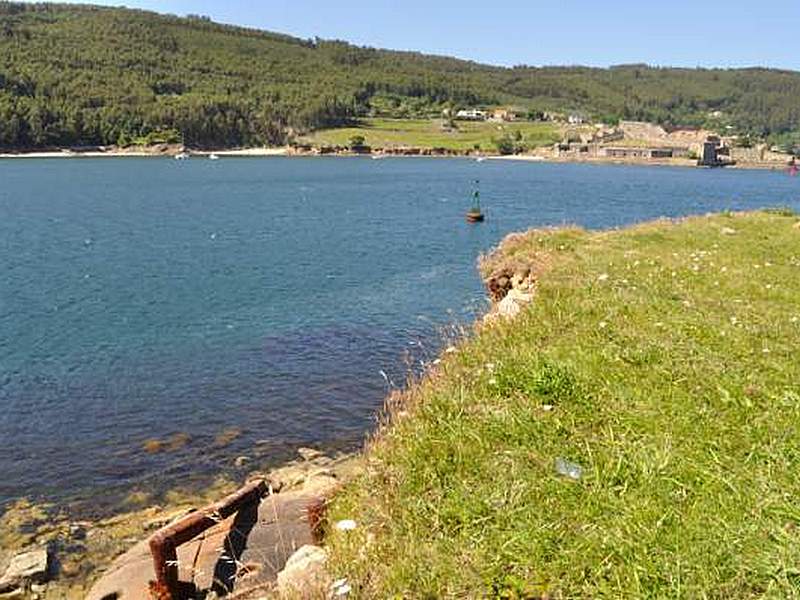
(332, 579, 352, 597)
(336, 519, 358, 532)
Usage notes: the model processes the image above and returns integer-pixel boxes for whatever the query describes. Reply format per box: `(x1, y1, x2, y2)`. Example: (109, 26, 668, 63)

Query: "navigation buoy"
(466, 179, 485, 223)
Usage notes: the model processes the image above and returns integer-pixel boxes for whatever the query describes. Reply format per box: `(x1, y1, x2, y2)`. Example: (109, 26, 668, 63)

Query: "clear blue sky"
(25, 0, 800, 70)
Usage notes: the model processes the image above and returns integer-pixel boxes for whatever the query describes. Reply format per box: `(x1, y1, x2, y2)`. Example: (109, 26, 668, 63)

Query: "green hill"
(1, 2, 799, 149)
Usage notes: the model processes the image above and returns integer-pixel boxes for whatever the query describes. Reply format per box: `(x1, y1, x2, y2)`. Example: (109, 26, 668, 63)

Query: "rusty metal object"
(148, 479, 269, 600)
(306, 497, 328, 544)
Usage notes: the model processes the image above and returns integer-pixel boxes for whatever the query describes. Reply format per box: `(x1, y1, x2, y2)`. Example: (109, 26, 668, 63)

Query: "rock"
(69, 522, 89, 540)
(276, 545, 329, 598)
(234, 455, 250, 467)
(0, 548, 50, 593)
(270, 464, 308, 489)
(298, 447, 323, 461)
(496, 294, 522, 319)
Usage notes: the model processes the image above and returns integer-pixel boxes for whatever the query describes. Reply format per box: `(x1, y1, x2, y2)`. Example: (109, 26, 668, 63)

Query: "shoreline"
(1, 146, 792, 172)
(5, 209, 799, 596)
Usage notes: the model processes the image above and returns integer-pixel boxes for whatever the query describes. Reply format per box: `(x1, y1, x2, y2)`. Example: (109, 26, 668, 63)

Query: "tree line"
(1, 2, 799, 150)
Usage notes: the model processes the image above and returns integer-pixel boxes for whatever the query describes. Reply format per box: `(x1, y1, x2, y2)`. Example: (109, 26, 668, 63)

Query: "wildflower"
(336, 519, 358, 532)
(599, 321, 608, 329)
(598, 273, 609, 282)
(332, 579, 352, 597)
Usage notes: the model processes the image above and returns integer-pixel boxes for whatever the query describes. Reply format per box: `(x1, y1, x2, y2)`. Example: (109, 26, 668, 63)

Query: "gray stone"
(0, 548, 50, 593)
(297, 447, 323, 461)
(276, 545, 329, 598)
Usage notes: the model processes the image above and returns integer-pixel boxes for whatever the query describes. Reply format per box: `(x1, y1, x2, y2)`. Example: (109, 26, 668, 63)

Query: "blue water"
(1, 157, 798, 511)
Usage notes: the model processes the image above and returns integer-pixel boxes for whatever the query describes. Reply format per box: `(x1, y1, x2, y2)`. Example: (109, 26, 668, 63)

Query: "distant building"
(698, 136, 733, 167)
(603, 146, 689, 160)
(618, 121, 668, 140)
(568, 113, 586, 125)
(456, 109, 487, 121)
(489, 108, 510, 122)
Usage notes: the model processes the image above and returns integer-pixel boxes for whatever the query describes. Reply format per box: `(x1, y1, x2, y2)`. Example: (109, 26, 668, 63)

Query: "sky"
(22, 0, 800, 70)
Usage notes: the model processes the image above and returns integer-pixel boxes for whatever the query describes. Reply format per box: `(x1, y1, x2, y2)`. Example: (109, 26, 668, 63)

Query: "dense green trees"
(1, 2, 798, 150)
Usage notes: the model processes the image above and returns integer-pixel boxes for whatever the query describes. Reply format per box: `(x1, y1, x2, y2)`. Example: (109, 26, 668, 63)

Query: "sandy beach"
(0, 147, 290, 159)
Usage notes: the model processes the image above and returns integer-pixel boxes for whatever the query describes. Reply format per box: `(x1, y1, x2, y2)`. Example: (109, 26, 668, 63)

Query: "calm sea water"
(1, 157, 798, 511)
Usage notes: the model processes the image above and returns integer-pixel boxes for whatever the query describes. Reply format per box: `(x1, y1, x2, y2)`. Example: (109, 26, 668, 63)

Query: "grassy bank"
(327, 210, 800, 598)
(297, 118, 559, 152)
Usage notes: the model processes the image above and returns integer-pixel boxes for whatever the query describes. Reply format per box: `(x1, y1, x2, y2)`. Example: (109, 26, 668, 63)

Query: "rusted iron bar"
(306, 497, 328, 545)
(148, 479, 269, 600)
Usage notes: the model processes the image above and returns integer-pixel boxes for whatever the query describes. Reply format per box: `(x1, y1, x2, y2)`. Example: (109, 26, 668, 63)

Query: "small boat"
(209, 153, 220, 161)
(476, 156, 486, 163)
(174, 152, 190, 161)
(465, 179, 485, 223)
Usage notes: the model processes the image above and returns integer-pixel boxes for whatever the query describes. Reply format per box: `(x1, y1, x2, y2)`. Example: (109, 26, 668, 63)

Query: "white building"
(456, 109, 487, 121)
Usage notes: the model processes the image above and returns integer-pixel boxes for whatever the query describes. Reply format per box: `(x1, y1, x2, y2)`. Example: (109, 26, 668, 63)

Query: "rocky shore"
(0, 449, 359, 599)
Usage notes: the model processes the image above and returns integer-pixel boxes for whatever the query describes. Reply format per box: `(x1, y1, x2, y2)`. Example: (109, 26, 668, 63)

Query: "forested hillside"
(1, 2, 799, 149)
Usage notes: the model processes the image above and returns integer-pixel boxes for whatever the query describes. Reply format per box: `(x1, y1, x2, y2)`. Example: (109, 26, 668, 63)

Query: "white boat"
(174, 152, 190, 161)
(476, 156, 486, 162)
(209, 153, 220, 160)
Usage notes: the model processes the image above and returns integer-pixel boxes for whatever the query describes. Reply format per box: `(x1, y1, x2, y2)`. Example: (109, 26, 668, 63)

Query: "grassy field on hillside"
(297, 118, 560, 151)
(327, 210, 800, 598)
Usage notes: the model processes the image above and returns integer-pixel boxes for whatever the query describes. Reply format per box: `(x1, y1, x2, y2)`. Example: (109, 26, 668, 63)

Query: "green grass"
(327, 210, 800, 598)
(297, 118, 560, 151)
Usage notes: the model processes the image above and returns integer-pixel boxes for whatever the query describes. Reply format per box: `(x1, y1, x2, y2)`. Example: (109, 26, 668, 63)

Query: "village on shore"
(1, 107, 796, 172)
